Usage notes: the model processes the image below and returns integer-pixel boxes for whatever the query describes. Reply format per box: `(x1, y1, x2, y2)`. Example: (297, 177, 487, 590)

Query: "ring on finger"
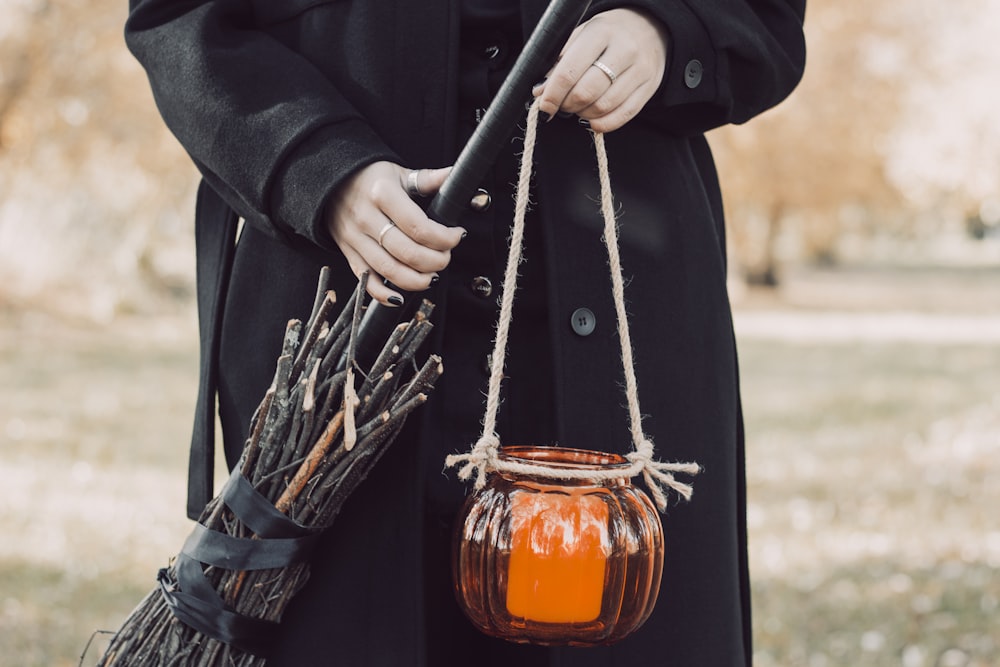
(377, 221, 396, 249)
(406, 169, 423, 197)
(591, 59, 617, 84)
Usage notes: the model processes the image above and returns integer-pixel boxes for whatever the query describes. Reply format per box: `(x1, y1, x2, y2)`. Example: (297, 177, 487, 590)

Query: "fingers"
(580, 85, 651, 133)
(403, 166, 452, 198)
(336, 217, 443, 306)
(535, 23, 617, 118)
(533, 9, 668, 133)
(364, 215, 449, 283)
(386, 172, 464, 253)
(337, 243, 402, 306)
(326, 161, 465, 306)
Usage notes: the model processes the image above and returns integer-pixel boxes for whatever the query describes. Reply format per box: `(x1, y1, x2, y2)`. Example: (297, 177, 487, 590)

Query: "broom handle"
(349, 0, 593, 368)
(427, 0, 593, 226)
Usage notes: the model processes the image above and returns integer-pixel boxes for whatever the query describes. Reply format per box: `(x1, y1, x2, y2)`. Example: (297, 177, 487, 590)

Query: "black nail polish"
(387, 295, 404, 307)
(539, 111, 552, 123)
(430, 275, 440, 285)
(532, 78, 547, 89)
(460, 231, 468, 240)
(578, 117, 591, 128)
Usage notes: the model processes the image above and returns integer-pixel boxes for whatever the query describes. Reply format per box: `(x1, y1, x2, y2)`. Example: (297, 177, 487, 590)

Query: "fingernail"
(578, 117, 591, 128)
(387, 295, 404, 307)
(539, 111, 552, 123)
(460, 230, 468, 240)
(532, 78, 546, 90)
(430, 274, 440, 285)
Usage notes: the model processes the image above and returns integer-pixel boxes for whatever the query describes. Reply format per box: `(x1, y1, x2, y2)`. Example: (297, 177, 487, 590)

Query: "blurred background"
(1, 0, 997, 665)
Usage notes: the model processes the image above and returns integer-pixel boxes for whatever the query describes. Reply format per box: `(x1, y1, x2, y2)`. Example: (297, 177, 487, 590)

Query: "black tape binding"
(158, 470, 319, 656)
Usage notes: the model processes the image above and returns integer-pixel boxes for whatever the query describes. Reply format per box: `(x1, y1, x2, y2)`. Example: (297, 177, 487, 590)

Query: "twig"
(97, 268, 442, 667)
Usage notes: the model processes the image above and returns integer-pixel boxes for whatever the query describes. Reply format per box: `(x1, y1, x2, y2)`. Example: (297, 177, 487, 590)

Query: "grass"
(1, 264, 998, 666)
(0, 312, 197, 666)
(740, 339, 1000, 667)
(736, 260, 1000, 666)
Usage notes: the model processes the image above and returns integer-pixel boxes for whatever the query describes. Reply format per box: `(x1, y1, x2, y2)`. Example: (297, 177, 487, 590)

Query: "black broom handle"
(427, 0, 593, 226)
(350, 0, 593, 367)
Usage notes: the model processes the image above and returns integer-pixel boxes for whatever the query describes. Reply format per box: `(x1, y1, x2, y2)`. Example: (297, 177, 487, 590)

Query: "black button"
(470, 189, 492, 212)
(483, 44, 501, 60)
(570, 308, 596, 336)
(684, 59, 703, 89)
(471, 276, 493, 299)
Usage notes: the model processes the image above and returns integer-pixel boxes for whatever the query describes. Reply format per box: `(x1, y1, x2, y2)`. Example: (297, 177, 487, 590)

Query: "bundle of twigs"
(97, 269, 442, 666)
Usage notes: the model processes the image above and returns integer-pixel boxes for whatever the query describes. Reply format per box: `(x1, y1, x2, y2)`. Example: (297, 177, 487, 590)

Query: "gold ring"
(406, 169, 422, 197)
(377, 222, 396, 249)
(591, 59, 617, 84)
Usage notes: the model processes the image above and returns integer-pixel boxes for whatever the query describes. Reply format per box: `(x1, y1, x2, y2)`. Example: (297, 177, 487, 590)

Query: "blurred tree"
(709, 0, 909, 285)
(0, 1, 37, 146)
(710, 0, 1000, 286)
(0, 0, 197, 320)
(883, 1, 1000, 224)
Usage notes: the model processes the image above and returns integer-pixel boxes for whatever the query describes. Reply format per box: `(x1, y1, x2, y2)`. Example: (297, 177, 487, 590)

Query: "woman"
(125, 0, 806, 664)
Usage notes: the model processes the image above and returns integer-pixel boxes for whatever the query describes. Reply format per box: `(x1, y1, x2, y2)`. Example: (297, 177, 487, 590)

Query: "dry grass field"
(1, 263, 998, 666)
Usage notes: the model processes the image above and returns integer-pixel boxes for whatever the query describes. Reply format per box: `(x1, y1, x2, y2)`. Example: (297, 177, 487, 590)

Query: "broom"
(97, 270, 441, 666)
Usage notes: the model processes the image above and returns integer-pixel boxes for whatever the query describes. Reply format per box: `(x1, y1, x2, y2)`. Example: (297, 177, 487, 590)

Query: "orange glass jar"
(452, 446, 664, 646)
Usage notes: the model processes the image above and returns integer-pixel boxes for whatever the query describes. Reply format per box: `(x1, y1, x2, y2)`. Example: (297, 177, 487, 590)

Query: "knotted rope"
(445, 101, 699, 511)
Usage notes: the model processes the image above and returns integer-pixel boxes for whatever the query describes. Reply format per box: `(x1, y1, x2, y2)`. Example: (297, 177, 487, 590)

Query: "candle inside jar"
(505, 490, 610, 623)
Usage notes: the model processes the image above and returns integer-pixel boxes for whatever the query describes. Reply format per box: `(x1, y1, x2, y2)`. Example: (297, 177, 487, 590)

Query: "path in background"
(0, 263, 997, 666)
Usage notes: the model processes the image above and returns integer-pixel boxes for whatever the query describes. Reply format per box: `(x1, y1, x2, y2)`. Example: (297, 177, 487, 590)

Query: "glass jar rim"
(498, 445, 630, 470)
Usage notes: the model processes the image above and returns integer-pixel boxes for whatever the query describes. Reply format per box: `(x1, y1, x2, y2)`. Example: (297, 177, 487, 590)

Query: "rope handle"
(444, 101, 699, 511)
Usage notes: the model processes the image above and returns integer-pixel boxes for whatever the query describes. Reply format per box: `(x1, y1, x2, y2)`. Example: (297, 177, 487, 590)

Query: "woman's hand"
(325, 162, 465, 306)
(533, 8, 669, 133)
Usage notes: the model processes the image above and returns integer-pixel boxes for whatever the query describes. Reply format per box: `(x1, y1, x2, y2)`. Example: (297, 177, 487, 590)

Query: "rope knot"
(642, 459, 702, 511)
(626, 438, 656, 463)
(444, 433, 500, 490)
(623, 437, 700, 510)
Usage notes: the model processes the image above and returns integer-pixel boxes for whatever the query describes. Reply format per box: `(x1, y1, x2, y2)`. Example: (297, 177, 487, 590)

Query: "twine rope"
(445, 101, 699, 511)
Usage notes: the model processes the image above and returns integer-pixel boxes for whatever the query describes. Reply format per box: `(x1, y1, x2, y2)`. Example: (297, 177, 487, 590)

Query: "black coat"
(126, 1, 806, 664)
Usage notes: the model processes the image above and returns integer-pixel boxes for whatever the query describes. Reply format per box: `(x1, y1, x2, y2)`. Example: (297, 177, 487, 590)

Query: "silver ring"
(406, 169, 422, 197)
(377, 221, 396, 249)
(591, 59, 617, 84)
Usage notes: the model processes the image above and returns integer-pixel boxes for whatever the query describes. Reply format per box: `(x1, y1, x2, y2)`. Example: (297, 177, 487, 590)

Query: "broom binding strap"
(159, 470, 319, 656)
(221, 467, 313, 539)
(180, 523, 318, 571)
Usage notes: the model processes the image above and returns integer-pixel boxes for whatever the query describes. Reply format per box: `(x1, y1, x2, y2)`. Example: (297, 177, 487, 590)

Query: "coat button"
(684, 59, 703, 89)
(470, 188, 492, 212)
(471, 276, 493, 299)
(570, 307, 596, 336)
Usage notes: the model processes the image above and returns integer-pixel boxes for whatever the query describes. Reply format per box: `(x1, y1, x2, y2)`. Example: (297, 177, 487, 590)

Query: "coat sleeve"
(587, 0, 807, 135)
(124, 0, 401, 249)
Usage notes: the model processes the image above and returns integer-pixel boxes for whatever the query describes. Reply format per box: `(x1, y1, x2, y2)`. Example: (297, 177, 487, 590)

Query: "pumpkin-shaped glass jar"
(452, 446, 664, 646)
